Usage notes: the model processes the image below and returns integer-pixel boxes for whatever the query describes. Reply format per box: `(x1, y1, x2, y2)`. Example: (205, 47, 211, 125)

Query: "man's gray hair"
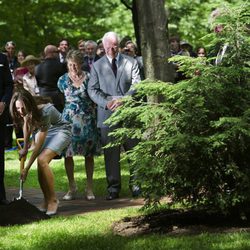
(84, 40, 97, 49)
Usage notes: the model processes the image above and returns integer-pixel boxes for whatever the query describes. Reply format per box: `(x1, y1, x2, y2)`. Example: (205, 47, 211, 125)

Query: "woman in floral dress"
(58, 50, 100, 200)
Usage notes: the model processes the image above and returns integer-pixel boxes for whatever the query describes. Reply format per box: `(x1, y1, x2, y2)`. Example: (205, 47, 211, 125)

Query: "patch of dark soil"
(0, 198, 50, 227)
(112, 208, 250, 236)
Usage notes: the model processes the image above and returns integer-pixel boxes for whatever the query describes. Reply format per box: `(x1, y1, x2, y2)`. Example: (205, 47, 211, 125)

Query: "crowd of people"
(0, 29, 211, 214)
(0, 31, 146, 215)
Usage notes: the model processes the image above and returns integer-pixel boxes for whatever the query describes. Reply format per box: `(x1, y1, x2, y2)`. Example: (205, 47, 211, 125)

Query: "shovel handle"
(20, 157, 26, 173)
(16, 138, 25, 150)
(16, 138, 26, 172)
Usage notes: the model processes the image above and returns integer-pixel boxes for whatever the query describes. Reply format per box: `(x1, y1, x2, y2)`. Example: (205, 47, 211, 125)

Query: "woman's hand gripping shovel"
(16, 138, 26, 200)
(0, 139, 50, 226)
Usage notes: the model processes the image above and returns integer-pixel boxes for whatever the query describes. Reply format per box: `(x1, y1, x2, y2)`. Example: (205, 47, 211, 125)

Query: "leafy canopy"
(0, 0, 134, 54)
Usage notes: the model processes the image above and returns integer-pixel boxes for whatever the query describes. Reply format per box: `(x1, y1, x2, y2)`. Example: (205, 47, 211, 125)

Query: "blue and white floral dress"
(58, 73, 100, 157)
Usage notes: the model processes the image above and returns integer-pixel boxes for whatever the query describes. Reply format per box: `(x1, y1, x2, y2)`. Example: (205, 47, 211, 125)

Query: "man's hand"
(106, 99, 122, 111)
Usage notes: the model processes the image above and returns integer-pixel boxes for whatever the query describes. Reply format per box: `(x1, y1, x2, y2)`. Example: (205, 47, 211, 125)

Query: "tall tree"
(135, 0, 174, 82)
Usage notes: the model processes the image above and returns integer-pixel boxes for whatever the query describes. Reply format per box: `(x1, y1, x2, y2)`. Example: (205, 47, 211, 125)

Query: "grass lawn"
(1, 150, 250, 250)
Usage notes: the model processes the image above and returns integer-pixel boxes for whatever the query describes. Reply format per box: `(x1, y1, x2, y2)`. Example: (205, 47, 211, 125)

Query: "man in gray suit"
(88, 31, 141, 200)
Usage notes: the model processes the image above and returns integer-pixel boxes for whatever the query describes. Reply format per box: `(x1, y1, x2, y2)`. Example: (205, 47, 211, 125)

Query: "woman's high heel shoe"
(37, 201, 47, 212)
(63, 187, 78, 201)
(85, 189, 95, 200)
(46, 200, 59, 216)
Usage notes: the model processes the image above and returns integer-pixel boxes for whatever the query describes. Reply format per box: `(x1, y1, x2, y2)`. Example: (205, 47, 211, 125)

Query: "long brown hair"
(10, 87, 42, 127)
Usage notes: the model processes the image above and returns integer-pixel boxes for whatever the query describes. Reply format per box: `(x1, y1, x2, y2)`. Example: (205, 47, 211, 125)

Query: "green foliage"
(166, 0, 246, 49)
(106, 4, 250, 213)
(0, 0, 134, 54)
(0, 0, 245, 55)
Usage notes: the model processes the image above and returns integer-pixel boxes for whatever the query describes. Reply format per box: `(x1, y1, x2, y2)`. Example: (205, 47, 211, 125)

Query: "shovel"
(0, 138, 50, 227)
(16, 138, 26, 200)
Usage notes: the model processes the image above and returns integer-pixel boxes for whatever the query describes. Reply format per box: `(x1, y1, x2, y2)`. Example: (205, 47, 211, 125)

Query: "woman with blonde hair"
(58, 49, 100, 201)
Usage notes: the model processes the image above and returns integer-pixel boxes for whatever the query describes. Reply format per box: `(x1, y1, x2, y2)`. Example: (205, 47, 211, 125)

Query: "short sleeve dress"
(36, 103, 72, 155)
(58, 73, 100, 157)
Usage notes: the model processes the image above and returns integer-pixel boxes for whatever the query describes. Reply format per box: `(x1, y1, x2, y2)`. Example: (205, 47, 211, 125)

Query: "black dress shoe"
(106, 192, 119, 200)
(0, 199, 9, 205)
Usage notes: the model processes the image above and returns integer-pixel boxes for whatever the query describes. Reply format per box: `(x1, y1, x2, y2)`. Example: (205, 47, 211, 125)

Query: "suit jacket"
(82, 55, 100, 73)
(0, 53, 13, 106)
(87, 53, 141, 128)
(35, 58, 67, 91)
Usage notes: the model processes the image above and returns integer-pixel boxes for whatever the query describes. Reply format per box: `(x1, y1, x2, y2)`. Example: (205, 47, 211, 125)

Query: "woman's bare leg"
(37, 167, 49, 211)
(37, 148, 58, 214)
(85, 156, 95, 200)
(63, 157, 77, 200)
(64, 157, 77, 190)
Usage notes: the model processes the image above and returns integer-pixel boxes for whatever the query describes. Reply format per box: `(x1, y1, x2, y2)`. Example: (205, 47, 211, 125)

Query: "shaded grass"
(1, 208, 250, 250)
(3, 151, 250, 250)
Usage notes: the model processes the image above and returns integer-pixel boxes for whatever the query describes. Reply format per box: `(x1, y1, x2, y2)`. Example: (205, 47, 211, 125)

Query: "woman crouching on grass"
(10, 87, 72, 215)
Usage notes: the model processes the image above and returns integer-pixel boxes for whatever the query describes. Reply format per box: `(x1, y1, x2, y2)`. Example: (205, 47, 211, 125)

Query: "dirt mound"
(113, 208, 250, 236)
(0, 198, 50, 227)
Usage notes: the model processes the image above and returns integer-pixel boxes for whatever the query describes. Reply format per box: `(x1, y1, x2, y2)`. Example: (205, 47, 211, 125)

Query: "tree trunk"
(135, 0, 174, 82)
(131, 0, 141, 56)
(120, 0, 141, 56)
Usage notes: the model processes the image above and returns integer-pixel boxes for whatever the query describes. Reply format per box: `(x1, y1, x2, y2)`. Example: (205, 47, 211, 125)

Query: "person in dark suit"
(35, 45, 67, 113)
(58, 38, 70, 64)
(87, 31, 141, 200)
(82, 40, 100, 73)
(0, 52, 13, 205)
(4, 41, 19, 149)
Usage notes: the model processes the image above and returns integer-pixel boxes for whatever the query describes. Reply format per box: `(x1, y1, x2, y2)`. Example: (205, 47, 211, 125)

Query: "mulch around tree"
(112, 208, 250, 236)
(0, 198, 50, 227)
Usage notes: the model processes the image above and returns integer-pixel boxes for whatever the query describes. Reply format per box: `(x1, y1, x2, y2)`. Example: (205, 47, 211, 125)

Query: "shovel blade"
(15, 179, 23, 200)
